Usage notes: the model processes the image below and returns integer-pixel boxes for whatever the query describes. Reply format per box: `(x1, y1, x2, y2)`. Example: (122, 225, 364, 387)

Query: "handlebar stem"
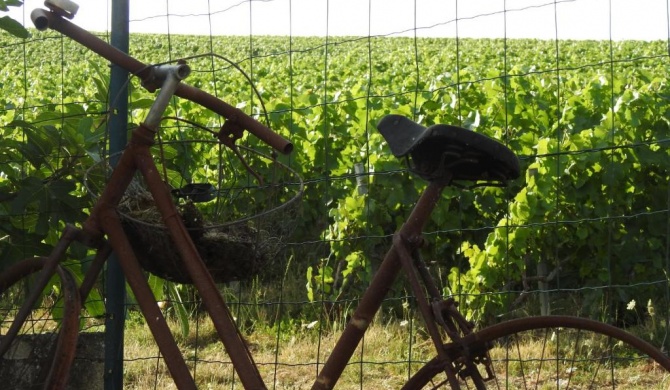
(142, 63, 191, 92)
(30, 7, 293, 155)
(143, 65, 189, 129)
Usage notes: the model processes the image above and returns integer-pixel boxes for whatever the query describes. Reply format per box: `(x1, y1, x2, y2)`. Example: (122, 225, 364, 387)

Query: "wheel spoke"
(402, 316, 670, 389)
(1, 258, 80, 389)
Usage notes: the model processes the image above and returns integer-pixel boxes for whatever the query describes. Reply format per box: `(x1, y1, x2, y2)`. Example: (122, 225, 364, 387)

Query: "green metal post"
(104, 0, 129, 388)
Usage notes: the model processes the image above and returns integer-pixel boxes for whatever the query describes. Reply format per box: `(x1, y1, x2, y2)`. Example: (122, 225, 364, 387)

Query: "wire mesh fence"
(1, 0, 670, 388)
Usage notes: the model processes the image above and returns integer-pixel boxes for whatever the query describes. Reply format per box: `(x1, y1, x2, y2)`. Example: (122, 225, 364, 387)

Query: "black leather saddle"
(377, 114, 520, 184)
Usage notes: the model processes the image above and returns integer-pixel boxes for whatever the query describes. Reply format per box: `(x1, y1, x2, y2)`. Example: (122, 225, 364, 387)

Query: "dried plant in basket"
(119, 189, 268, 284)
(85, 142, 303, 284)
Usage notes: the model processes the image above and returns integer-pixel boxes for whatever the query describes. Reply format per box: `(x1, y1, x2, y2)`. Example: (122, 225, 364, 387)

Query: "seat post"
(312, 178, 449, 390)
(398, 178, 449, 241)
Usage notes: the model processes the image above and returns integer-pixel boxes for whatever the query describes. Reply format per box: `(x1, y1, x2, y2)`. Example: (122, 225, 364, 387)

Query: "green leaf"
(168, 283, 190, 338)
(0, 233, 52, 267)
(9, 176, 81, 234)
(0, 15, 29, 39)
(131, 98, 157, 110)
(68, 259, 106, 319)
(147, 274, 165, 301)
(11, 176, 47, 214)
(306, 266, 314, 302)
(0, 0, 24, 13)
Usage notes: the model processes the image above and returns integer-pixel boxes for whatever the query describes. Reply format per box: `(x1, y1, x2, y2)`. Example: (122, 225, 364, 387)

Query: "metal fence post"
(104, 0, 129, 388)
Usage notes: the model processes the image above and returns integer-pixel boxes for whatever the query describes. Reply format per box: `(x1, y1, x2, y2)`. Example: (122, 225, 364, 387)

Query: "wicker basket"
(85, 140, 303, 284)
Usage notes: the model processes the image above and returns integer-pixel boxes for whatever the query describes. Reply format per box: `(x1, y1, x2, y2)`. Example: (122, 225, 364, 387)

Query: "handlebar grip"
(30, 8, 293, 155)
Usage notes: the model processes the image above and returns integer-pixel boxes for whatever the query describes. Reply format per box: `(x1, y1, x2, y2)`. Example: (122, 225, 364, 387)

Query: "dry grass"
(122, 314, 431, 389)
(483, 334, 670, 390)
(121, 312, 670, 389)
(2, 304, 670, 388)
(3, 282, 669, 389)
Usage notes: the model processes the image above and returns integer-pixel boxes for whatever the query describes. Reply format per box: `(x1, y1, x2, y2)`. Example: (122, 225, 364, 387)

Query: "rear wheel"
(0, 257, 81, 389)
(403, 315, 670, 389)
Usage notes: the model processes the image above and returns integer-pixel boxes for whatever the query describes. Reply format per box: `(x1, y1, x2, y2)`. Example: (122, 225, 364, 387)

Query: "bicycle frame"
(81, 66, 268, 389)
(2, 63, 267, 388)
(313, 179, 464, 389)
(312, 175, 492, 389)
(14, 7, 480, 390)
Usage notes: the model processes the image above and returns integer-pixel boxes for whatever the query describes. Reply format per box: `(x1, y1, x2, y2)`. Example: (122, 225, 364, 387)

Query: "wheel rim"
(0, 258, 81, 389)
(404, 316, 670, 389)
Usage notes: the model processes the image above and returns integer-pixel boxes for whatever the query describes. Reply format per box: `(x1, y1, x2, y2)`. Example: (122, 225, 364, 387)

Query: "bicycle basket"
(84, 140, 303, 284)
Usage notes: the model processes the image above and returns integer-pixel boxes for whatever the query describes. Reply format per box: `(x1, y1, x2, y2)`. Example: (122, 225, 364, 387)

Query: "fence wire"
(1, 0, 670, 388)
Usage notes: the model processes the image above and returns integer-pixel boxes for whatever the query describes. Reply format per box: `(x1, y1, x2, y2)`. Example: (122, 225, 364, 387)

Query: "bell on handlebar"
(45, 0, 79, 19)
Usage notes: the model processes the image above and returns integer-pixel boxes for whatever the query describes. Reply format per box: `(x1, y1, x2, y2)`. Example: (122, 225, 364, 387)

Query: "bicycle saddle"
(377, 114, 520, 184)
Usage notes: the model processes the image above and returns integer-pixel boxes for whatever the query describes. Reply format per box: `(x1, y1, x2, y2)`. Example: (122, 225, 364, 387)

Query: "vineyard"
(1, 27, 670, 338)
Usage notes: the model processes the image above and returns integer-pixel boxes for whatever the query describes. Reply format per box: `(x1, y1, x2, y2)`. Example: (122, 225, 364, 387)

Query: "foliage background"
(1, 0, 670, 382)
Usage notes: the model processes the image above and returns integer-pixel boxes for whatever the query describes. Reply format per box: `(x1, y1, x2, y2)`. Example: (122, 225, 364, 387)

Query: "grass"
(2, 294, 670, 388)
(119, 308, 670, 389)
(2, 274, 670, 389)
(484, 331, 670, 390)
(122, 311, 432, 389)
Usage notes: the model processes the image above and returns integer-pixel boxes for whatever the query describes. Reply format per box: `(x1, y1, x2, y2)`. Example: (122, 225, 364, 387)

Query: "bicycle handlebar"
(30, 8, 293, 155)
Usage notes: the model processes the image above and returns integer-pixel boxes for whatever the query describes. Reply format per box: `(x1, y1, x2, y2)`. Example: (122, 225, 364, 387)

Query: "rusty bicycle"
(2, 2, 670, 389)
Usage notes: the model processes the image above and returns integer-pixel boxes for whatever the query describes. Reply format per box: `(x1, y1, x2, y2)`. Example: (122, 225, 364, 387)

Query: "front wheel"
(0, 257, 81, 389)
(403, 315, 670, 389)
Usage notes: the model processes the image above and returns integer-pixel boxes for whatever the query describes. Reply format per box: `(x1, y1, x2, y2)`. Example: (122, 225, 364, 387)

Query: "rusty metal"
(392, 231, 463, 390)
(0, 257, 53, 357)
(16, 7, 520, 390)
(312, 180, 449, 390)
(135, 141, 266, 388)
(21, 8, 277, 387)
(0, 257, 45, 288)
(0, 257, 81, 389)
(31, 8, 149, 77)
(95, 63, 266, 385)
(0, 226, 78, 358)
(100, 207, 198, 389)
(30, 8, 292, 156)
(77, 242, 112, 301)
(79, 59, 267, 388)
(45, 264, 82, 389)
(22, 7, 464, 390)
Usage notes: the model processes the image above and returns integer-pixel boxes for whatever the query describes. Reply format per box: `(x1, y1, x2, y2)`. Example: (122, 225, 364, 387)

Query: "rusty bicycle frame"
(4, 7, 290, 389)
(312, 178, 482, 390)
(1, 6, 494, 390)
